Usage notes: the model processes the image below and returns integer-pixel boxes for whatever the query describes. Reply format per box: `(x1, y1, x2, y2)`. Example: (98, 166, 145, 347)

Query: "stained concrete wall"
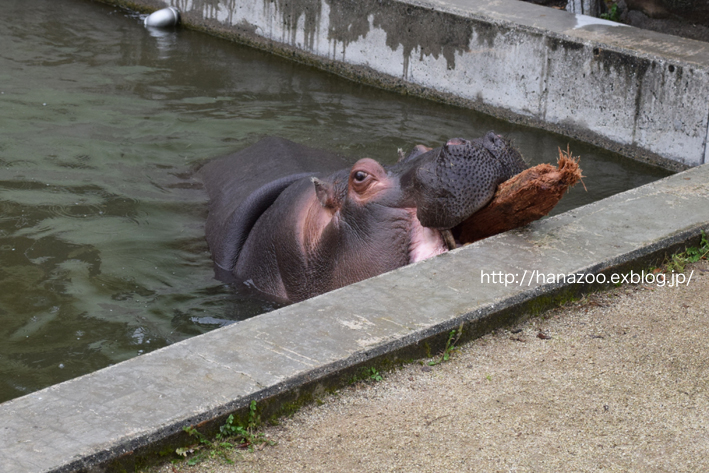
(111, 0, 709, 169)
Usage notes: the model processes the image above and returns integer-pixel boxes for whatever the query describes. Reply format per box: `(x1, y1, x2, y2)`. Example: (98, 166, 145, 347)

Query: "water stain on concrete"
(273, 0, 322, 50)
(370, 2, 473, 74)
(325, 0, 474, 75)
(185, 0, 473, 76)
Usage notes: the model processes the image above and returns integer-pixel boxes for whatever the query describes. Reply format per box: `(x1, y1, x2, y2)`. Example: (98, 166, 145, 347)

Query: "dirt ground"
(149, 259, 709, 472)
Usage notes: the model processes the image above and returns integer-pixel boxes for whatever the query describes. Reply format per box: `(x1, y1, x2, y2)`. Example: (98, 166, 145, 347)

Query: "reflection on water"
(145, 25, 180, 59)
(0, 0, 671, 403)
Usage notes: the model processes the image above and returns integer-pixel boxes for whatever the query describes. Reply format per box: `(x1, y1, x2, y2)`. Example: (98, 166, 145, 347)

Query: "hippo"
(200, 132, 527, 303)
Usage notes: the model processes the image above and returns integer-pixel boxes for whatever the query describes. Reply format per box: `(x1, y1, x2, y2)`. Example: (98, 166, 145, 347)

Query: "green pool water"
(0, 0, 672, 403)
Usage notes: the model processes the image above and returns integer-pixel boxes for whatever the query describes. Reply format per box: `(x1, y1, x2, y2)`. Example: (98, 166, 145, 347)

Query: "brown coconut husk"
(453, 146, 584, 244)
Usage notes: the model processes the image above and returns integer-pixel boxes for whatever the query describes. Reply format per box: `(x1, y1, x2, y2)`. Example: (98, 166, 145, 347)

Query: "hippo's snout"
(406, 132, 528, 230)
(479, 132, 528, 178)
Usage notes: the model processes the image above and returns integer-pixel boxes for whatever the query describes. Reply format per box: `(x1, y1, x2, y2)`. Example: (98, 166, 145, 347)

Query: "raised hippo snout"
(403, 132, 528, 230)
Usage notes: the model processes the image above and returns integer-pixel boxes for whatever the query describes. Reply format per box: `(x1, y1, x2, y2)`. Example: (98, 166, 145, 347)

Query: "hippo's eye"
(353, 171, 368, 183)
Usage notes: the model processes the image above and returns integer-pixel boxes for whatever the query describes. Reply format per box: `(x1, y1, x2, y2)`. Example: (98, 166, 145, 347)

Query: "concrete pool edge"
(1, 164, 708, 472)
(98, 0, 709, 170)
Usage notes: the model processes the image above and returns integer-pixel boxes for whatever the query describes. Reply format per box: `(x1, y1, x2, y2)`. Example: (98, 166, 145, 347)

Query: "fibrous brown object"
(453, 146, 583, 244)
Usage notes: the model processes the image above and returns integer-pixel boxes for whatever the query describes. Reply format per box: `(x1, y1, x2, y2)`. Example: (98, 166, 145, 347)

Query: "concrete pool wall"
(111, 0, 709, 169)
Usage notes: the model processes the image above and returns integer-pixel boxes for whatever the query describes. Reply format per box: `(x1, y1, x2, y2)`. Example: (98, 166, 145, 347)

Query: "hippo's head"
(399, 131, 528, 229)
(308, 156, 449, 267)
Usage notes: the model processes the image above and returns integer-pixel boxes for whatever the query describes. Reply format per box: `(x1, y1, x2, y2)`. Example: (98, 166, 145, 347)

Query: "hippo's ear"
(312, 177, 337, 210)
(398, 144, 433, 163)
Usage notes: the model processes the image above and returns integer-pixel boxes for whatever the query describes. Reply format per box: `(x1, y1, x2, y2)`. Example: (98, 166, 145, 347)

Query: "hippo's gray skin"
(201, 132, 526, 303)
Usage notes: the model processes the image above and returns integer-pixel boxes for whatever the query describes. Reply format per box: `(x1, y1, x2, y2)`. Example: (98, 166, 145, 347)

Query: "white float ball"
(144, 7, 180, 28)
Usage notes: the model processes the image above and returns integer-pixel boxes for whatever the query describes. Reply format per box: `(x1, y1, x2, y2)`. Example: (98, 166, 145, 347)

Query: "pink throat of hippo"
(407, 209, 448, 264)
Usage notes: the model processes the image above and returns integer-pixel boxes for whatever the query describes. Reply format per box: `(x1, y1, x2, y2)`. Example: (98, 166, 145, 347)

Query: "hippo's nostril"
(482, 131, 505, 154)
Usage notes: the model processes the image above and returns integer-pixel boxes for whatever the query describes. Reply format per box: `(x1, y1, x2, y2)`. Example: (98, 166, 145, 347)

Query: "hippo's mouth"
(406, 209, 447, 264)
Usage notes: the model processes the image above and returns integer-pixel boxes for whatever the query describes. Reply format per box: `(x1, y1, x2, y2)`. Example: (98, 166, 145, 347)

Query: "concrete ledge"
(2, 162, 708, 472)
(107, 0, 709, 169)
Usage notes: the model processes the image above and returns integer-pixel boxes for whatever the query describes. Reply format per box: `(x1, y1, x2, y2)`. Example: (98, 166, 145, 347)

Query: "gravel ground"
(149, 260, 709, 473)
